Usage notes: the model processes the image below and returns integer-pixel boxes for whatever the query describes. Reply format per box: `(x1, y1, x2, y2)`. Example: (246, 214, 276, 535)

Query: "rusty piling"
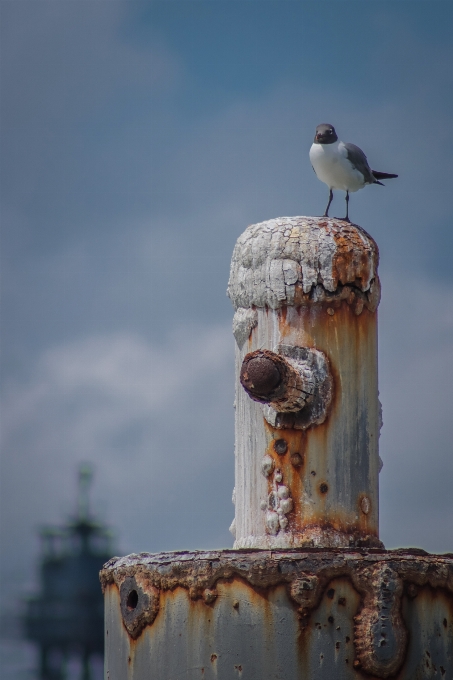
(102, 217, 453, 679)
(227, 217, 382, 549)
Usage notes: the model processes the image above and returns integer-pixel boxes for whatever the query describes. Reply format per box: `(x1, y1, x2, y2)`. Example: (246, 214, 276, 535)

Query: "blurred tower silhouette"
(24, 465, 114, 680)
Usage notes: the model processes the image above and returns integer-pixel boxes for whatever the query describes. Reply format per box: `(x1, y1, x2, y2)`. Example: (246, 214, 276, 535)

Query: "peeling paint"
(227, 217, 380, 313)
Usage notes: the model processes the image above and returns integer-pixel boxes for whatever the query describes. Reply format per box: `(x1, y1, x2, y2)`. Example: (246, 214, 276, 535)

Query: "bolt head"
(240, 356, 281, 396)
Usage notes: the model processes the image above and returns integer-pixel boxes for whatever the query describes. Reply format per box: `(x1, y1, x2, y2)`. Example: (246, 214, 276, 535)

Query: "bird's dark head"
(314, 124, 338, 144)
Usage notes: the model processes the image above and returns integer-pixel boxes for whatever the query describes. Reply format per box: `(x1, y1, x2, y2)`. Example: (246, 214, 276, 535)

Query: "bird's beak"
(316, 133, 323, 141)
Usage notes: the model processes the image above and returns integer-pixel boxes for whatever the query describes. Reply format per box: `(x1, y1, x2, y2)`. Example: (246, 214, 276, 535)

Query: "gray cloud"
(1, 323, 235, 603)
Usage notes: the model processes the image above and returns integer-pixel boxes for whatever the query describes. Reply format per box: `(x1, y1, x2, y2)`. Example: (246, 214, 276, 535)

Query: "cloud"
(1, 2, 452, 624)
(1, 324, 235, 600)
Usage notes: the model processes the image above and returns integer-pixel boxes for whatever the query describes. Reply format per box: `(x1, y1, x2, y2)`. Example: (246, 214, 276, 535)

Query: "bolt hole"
(320, 483, 329, 494)
(127, 589, 139, 610)
(290, 452, 303, 467)
(311, 470, 316, 476)
(327, 588, 335, 599)
(274, 439, 288, 455)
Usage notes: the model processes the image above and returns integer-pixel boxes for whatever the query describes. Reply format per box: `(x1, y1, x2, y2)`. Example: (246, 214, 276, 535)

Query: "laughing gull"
(309, 123, 398, 222)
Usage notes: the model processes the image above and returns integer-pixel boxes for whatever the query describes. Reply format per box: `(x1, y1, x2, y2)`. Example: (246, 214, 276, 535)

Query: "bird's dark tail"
(372, 171, 398, 180)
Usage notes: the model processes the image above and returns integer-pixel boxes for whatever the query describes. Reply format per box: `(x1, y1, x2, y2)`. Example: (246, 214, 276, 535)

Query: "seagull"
(309, 123, 398, 222)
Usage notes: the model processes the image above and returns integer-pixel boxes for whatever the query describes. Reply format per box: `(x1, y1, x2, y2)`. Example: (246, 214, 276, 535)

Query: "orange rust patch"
(332, 224, 378, 290)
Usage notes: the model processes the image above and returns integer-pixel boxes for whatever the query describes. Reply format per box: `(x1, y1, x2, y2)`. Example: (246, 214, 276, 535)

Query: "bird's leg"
(344, 191, 350, 222)
(324, 189, 333, 217)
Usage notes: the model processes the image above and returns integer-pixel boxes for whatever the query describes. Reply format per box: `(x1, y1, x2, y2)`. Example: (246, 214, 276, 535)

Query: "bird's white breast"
(309, 141, 365, 193)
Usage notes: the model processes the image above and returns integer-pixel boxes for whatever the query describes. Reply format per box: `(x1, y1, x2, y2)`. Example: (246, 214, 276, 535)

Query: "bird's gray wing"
(344, 143, 375, 183)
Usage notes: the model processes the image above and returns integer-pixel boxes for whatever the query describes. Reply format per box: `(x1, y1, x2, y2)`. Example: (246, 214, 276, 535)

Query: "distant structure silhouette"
(24, 465, 114, 680)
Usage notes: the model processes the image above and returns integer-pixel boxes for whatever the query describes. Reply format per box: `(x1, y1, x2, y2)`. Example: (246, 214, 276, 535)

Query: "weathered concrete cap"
(227, 216, 380, 311)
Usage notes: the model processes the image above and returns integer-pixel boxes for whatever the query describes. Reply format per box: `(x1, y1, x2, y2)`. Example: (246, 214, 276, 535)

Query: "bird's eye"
(327, 129, 332, 134)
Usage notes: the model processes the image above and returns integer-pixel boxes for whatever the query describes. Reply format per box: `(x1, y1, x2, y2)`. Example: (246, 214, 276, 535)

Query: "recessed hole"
(443, 618, 447, 628)
(328, 616, 334, 624)
(320, 483, 329, 494)
(274, 439, 288, 455)
(338, 597, 346, 606)
(311, 470, 316, 476)
(327, 588, 335, 599)
(290, 452, 303, 467)
(126, 589, 138, 610)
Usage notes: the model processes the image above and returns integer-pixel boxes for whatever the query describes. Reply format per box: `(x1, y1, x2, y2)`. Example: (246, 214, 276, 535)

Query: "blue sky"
(1, 0, 452, 628)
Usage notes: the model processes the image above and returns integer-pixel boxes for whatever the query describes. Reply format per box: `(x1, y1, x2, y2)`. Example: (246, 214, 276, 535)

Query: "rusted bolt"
(279, 498, 293, 514)
(360, 496, 371, 514)
(274, 439, 288, 455)
(290, 452, 303, 467)
(277, 485, 290, 500)
(268, 491, 278, 510)
(320, 483, 329, 494)
(240, 352, 282, 399)
(240, 347, 318, 412)
(233, 600, 239, 609)
(203, 589, 217, 604)
(353, 660, 361, 670)
(210, 654, 217, 663)
(327, 307, 335, 316)
(261, 454, 274, 477)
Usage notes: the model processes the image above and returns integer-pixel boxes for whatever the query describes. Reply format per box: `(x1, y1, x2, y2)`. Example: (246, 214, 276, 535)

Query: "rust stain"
(262, 418, 381, 543)
(102, 549, 453, 678)
(266, 300, 380, 543)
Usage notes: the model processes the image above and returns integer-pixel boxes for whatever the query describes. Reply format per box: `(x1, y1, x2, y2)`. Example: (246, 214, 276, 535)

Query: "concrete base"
(101, 548, 452, 680)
